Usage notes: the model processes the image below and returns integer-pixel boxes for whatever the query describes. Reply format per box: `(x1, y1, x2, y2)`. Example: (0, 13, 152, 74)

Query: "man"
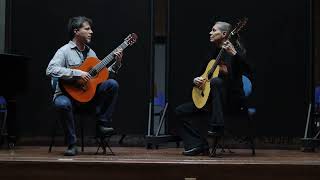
(46, 16, 123, 156)
(175, 21, 250, 156)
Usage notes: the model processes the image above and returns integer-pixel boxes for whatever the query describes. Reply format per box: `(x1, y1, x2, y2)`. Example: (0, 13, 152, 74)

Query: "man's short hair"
(67, 16, 93, 40)
(215, 21, 232, 33)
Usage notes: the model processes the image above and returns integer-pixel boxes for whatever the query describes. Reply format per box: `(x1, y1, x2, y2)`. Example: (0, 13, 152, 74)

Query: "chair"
(145, 90, 181, 149)
(312, 85, 320, 143)
(315, 85, 320, 113)
(48, 78, 85, 153)
(48, 78, 115, 155)
(0, 96, 8, 147)
(208, 75, 256, 157)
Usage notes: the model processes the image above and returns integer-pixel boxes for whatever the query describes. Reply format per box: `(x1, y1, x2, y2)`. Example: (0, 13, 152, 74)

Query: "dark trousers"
(175, 77, 225, 150)
(53, 79, 119, 145)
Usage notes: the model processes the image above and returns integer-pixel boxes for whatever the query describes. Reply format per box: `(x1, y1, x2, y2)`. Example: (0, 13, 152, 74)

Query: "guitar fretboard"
(89, 41, 129, 75)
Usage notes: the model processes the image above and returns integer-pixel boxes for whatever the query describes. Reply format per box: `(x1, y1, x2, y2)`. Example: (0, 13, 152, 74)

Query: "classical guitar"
(60, 33, 138, 103)
(192, 18, 247, 109)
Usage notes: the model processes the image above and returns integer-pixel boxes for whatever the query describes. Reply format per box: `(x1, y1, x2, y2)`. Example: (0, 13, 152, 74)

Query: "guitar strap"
(81, 47, 89, 61)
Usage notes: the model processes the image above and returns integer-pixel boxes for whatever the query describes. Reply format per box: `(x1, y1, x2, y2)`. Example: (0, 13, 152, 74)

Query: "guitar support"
(145, 102, 181, 149)
(301, 104, 320, 152)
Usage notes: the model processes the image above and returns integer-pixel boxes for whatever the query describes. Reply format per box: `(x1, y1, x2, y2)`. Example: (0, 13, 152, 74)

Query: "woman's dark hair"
(67, 16, 93, 40)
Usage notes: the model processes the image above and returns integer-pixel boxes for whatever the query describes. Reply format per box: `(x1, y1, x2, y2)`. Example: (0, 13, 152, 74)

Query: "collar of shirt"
(68, 41, 91, 52)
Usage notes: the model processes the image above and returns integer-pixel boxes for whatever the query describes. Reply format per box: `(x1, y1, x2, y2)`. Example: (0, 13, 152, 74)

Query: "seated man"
(46, 16, 123, 156)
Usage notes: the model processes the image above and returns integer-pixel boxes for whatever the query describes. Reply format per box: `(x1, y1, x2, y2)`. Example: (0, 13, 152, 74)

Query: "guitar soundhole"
(80, 84, 87, 91)
(201, 91, 204, 97)
(90, 68, 98, 77)
(75, 80, 87, 91)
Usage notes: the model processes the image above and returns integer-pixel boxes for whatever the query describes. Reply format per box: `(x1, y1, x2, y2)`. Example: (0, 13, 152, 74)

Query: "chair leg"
(105, 138, 115, 155)
(95, 138, 103, 155)
(48, 118, 58, 153)
(209, 136, 222, 157)
(80, 119, 84, 152)
(219, 136, 234, 154)
(95, 140, 101, 155)
(0, 110, 7, 147)
(248, 110, 256, 156)
(118, 134, 126, 145)
(250, 137, 256, 155)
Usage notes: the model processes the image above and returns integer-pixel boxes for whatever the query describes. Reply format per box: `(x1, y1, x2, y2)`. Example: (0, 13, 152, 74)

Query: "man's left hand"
(114, 48, 123, 62)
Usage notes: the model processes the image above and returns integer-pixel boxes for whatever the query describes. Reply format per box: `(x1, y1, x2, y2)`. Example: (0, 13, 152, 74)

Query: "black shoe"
(96, 125, 115, 136)
(182, 146, 209, 156)
(64, 144, 78, 156)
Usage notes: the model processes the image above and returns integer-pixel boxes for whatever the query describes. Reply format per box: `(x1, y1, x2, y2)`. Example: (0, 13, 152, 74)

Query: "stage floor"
(0, 146, 320, 165)
(1, 146, 320, 180)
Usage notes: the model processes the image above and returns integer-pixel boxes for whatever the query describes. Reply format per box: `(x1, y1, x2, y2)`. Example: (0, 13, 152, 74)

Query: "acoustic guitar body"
(60, 57, 109, 103)
(192, 59, 220, 109)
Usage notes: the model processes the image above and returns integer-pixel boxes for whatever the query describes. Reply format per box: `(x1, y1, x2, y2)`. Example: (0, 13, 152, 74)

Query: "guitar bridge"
(74, 80, 88, 91)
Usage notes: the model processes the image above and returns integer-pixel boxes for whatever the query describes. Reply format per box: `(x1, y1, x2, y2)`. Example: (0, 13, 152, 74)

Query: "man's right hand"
(193, 77, 206, 88)
(80, 71, 92, 82)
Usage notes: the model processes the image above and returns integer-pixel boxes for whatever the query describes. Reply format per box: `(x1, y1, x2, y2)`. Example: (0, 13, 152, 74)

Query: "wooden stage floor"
(0, 146, 320, 164)
(0, 146, 320, 179)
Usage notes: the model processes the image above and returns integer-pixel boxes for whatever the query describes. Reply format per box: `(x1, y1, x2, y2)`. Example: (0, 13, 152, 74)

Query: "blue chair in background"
(315, 85, 320, 113)
(313, 85, 320, 141)
(0, 96, 8, 147)
(209, 75, 256, 157)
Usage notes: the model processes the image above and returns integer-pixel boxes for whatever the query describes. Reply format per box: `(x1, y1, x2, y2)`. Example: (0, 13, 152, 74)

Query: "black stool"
(208, 107, 256, 157)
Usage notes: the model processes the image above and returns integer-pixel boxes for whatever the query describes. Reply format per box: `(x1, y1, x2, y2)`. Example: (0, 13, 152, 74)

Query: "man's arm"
(46, 48, 84, 79)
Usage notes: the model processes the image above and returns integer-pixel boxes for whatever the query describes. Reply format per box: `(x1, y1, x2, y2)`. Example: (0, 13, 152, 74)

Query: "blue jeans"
(53, 79, 119, 145)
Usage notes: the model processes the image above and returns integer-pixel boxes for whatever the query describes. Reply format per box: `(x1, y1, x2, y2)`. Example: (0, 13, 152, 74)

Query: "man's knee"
(104, 79, 119, 93)
(54, 96, 72, 111)
(109, 79, 119, 89)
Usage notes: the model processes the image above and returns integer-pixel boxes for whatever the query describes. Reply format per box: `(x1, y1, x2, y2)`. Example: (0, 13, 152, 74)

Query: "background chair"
(0, 96, 8, 147)
(208, 75, 256, 157)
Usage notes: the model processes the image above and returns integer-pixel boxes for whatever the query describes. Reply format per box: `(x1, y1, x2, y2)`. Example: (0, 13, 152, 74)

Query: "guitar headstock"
(230, 17, 248, 36)
(124, 33, 138, 46)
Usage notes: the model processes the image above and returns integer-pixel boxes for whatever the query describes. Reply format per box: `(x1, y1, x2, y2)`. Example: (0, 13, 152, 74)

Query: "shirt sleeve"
(46, 48, 83, 79)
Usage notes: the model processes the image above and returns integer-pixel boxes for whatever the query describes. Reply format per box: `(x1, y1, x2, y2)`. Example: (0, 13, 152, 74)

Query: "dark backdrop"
(8, 0, 151, 137)
(168, 0, 311, 136)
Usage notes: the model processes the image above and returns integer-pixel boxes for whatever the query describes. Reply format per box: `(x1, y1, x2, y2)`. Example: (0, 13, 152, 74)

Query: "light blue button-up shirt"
(46, 41, 121, 99)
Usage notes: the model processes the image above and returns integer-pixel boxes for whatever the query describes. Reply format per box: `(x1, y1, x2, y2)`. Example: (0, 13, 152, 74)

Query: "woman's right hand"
(193, 77, 206, 88)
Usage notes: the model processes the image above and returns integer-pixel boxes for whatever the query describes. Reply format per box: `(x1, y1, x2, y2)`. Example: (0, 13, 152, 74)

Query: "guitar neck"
(209, 48, 225, 74)
(91, 41, 129, 74)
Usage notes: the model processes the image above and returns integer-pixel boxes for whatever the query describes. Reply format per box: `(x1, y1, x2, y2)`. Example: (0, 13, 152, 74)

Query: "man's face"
(75, 21, 93, 44)
(209, 24, 226, 43)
